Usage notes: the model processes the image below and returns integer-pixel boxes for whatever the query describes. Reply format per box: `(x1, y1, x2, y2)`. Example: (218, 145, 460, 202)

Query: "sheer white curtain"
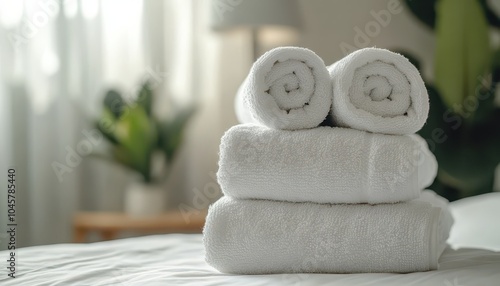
(0, 0, 244, 248)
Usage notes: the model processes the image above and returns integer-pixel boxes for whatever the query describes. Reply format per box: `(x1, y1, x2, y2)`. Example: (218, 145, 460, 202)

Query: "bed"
(1, 193, 499, 286)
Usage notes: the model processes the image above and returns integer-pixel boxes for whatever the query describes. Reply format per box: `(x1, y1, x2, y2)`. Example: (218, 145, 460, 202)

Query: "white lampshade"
(210, 0, 301, 31)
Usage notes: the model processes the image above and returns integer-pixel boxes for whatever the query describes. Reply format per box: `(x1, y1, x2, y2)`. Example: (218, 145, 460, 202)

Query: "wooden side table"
(73, 210, 207, 243)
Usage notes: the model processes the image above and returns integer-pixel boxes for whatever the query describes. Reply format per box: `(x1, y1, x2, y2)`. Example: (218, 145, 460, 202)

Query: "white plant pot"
(124, 182, 166, 217)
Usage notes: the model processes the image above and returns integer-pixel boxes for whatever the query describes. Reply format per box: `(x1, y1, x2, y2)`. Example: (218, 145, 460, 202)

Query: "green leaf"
(158, 107, 196, 163)
(136, 82, 154, 117)
(104, 89, 126, 118)
(418, 84, 500, 199)
(479, 0, 500, 28)
(418, 84, 450, 142)
(404, 0, 437, 29)
(434, 0, 491, 116)
(112, 146, 136, 170)
(405, 0, 500, 29)
(430, 108, 500, 198)
(470, 109, 500, 170)
(471, 70, 496, 124)
(113, 105, 157, 182)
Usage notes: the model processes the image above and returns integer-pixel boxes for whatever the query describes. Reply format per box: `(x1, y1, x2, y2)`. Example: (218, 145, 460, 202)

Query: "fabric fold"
(239, 46, 332, 130)
(203, 191, 453, 274)
(217, 124, 437, 204)
(328, 48, 429, 135)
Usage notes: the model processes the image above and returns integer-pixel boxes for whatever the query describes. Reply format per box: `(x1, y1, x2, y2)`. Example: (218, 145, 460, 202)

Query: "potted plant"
(401, 0, 500, 200)
(95, 82, 195, 216)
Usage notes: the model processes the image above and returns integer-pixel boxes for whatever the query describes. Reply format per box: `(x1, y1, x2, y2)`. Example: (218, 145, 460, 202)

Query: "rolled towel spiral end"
(329, 48, 429, 135)
(242, 47, 332, 130)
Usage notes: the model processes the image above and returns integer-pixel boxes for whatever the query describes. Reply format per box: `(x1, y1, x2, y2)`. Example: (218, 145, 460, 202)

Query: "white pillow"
(448, 192, 500, 251)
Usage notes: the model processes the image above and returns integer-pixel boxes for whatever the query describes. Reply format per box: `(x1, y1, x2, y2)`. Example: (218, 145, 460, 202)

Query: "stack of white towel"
(204, 47, 454, 274)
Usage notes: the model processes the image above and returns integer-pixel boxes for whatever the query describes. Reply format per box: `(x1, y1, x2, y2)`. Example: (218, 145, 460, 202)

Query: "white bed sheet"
(0, 234, 498, 285)
(0, 193, 499, 286)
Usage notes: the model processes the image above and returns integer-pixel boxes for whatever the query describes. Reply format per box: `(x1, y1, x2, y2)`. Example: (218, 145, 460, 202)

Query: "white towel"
(239, 46, 332, 130)
(218, 124, 437, 204)
(234, 83, 256, 124)
(328, 48, 429, 135)
(203, 191, 453, 274)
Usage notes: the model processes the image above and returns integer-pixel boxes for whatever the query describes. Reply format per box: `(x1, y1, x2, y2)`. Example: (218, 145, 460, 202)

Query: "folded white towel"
(239, 46, 332, 130)
(328, 48, 429, 135)
(218, 124, 437, 204)
(203, 190, 453, 274)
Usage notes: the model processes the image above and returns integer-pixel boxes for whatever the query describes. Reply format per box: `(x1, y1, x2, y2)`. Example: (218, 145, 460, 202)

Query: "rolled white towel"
(240, 46, 332, 130)
(217, 124, 437, 204)
(328, 48, 429, 135)
(234, 83, 256, 124)
(204, 190, 453, 274)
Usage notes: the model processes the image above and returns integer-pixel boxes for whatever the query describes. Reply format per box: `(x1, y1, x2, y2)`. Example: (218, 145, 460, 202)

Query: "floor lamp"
(210, 0, 301, 60)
